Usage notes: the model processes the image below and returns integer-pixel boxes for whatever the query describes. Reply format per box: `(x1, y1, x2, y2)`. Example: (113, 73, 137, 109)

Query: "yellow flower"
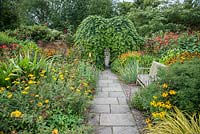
(152, 112, 159, 118)
(15, 81, 20, 85)
(159, 111, 166, 119)
(162, 92, 168, 97)
(41, 70, 46, 73)
(150, 100, 156, 106)
(162, 83, 168, 89)
(145, 118, 151, 124)
(28, 74, 34, 77)
(45, 100, 49, 104)
(52, 129, 59, 134)
(7, 92, 12, 98)
(5, 77, 10, 81)
(7, 86, 10, 88)
(24, 86, 30, 90)
(0, 87, 5, 93)
(40, 74, 45, 77)
(37, 102, 43, 107)
(21, 91, 29, 95)
(169, 90, 176, 95)
(10, 110, 22, 118)
(165, 104, 172, 109)
(28, 80, 36, 84)
(76, 89, 81, 93)
(153, 96, 157, 99)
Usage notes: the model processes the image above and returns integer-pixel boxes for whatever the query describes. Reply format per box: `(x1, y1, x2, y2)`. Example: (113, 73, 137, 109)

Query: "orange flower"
(52, 129, 58, 134)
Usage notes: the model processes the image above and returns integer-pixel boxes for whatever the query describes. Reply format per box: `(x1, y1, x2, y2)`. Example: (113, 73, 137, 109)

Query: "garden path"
(88, 69, 139, 134)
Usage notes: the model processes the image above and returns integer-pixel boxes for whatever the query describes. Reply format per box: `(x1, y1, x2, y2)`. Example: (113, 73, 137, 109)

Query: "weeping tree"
(75, 15, 143, 69)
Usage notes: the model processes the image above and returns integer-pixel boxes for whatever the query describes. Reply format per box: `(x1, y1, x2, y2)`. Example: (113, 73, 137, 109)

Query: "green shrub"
(131, 58, 200, 114)
(6, 25, 66, 43)
(75, 15, 143, 69)
(158, 58, 200, 113)
(131, 84, 161, 111)
(0, 32, 18, 44)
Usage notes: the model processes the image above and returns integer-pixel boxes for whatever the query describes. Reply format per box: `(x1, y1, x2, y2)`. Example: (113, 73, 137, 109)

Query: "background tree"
(0, 0, 20, 30)
(88, 0, 114, 18)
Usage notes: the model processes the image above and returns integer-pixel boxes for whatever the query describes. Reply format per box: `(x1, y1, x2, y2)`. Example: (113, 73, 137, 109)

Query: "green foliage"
(132, 58, 200, 113)
(88, 0, 113, 18)
(0, 45, 98, 133)
(0, 32, 18, 44)
(118, 61, 138, 84)
(127, 7, 186, 37)
(0, 0, 20, 30)
(131, 83, 161, 111)
(158, 58, 200, 112)
(75, 15, 143, 69)
(148, 108, 200, 134)
(6, 25, 66, 43)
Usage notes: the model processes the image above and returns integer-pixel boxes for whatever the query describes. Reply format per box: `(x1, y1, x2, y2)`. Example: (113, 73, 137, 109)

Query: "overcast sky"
(119, 0, 184, 2)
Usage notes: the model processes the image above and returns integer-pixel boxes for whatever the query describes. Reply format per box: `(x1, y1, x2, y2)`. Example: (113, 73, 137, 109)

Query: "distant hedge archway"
(75, 15, 143, 69)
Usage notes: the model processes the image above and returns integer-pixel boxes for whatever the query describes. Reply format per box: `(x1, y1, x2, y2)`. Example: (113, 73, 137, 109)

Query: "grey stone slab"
(100, 114, 135, 126)
(93, 98, 118, 105)
(102, 87, 123, 92)
(95, 127, 112, 134)
(118, 98, 127, 105)
(90, 105, 110, 113)
(111, 105, 130, 114)
(113, 127, 139, 134)
(109, 92, 126, 98)
(88, 113, 100, 126)
(99, 80, 113, 84)
(95, 92, 109, 98)
(108, 83, 121, 87)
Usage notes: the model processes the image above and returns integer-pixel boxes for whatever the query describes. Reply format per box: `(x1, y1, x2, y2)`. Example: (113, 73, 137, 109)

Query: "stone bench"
(136, 61, 166, 87)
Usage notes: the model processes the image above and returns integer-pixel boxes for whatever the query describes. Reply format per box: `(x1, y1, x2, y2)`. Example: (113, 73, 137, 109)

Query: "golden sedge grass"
(148, 107, 200, 134)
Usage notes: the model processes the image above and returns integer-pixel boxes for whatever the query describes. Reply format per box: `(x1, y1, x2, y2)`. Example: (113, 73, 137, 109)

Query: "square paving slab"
(113, 127, 139, 134)
(100, 114, 135, 126)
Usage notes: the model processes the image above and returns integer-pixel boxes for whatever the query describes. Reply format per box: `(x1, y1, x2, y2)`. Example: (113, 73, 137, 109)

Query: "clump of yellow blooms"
(162, 92, 168, 97)
(148, 83, 176, 125)
(10, 110, 22, 118)
(152, 111, 166, 119)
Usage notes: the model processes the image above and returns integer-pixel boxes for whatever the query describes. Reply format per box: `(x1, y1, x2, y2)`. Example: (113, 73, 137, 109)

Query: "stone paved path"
(88, 69, 139, 134)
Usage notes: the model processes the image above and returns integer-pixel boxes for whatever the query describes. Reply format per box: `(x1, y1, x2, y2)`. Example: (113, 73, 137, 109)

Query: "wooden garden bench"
(136, 61, 166, 87)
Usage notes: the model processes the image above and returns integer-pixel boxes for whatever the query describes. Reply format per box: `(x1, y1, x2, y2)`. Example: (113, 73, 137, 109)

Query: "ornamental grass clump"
(147, 107, 200, 134)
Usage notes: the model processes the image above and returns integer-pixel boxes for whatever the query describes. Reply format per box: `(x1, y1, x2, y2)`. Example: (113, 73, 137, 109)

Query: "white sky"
(119, 0, 184, 2)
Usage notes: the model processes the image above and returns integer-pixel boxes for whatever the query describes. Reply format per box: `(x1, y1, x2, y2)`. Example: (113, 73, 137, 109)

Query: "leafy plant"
(75, 15, 143, 69)
(6, 25, 66, 43)
(147, 107, 200, 134)
(118, 61, 138, 83)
